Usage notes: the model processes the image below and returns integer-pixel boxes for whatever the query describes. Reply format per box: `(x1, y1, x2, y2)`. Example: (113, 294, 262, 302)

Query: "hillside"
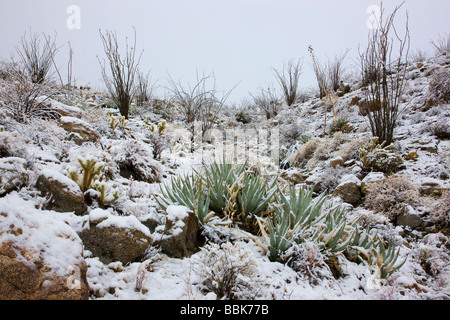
(0, 50, 449, 301)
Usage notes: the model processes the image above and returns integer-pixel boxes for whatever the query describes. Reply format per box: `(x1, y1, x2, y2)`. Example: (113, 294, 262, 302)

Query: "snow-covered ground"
(0, 53, 449, 301)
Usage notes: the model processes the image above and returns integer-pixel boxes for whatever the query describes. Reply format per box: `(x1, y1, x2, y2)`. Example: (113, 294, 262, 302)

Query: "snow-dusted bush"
(427, 68, 450, 105)
(364, 175, 421, 222)
(0, 61, 60, 122)
(429, 191, 450, 231)
(284, 241, 334, 284)
(359, 137, 403, 174)
(196, 242, 259, 299)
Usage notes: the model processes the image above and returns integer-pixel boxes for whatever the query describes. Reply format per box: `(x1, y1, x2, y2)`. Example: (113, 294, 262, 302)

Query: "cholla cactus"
(67, 156, 119, 206)
(146, 120, 166, 136)
(68, 156, 104, 192)
(93, 181, 119, 206)
(108, 115, 129, 130)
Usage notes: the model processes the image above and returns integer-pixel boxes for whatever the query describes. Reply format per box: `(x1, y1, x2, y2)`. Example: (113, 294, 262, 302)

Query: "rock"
(0, 193, 89, 300)
(329, 156, 344, 168)
(35, 168, 87, 216)
(333, 174, 361, 206)
(79, 209, 153, 265)
(419, 177, 444, 196)
(361, 172, 386, 195)
(59, 116, 100, 145)
(0, 157, 28, 195)
(361, 147, 403, 174)
(37, 97, 84, 118)
(396, 205, 423, 229)
(118, 155, 162, 183)
(154, 205, 199, 258)
(281, 169, 307, 185)
(305, 175, 322, 193)
(405, 151, 419, 160)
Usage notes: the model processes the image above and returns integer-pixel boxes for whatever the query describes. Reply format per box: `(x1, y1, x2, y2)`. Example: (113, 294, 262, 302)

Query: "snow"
(0, 192, 84, 277)
(88, 208, 152, 238)
(0, 52, 449, 300)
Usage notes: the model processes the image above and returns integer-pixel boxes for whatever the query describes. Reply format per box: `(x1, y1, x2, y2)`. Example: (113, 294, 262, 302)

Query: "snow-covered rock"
(35, 168, 87, 216)
(332, 174, 362, 206)
(0, 157, 28, 195)
(59, 116, 100, 145)
(154, 205, 199, 258)
(0, 193, 89, 299)
(79, 208, 153, 265)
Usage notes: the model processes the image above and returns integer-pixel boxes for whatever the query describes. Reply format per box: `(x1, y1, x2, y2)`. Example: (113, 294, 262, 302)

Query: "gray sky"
(1, 0, 449, 103)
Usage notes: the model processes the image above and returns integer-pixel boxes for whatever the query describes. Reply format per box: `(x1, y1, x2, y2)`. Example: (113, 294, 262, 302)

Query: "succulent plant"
(197, 160, 246, 215)
(371, 238, 407, 279)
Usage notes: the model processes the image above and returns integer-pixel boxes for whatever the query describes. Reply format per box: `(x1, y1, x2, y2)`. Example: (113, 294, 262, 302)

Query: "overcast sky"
(0, 0, 449, 103)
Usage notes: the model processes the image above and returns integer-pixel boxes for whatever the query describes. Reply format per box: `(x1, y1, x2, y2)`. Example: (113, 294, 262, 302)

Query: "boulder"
(361, 172, 386, 195)
(35, 168, 87, 216)
(0, 157, 28, 195)
(0, 193, 89, 300)
(329, 156, 344, 168)
(396, 205, 423, 229)
(59, 116, 100, 145)
(79, 209, 153, 264)
(154, 205, 199, 258)
(333, 174, 362, 206)
(37, 97, 84, 118)
(419, 177, 445, 196)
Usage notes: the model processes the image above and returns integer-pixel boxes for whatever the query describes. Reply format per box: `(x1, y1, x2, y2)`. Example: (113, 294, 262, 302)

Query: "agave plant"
(236, 172, 277, 218)
(312, 207, 354, 256)
(198, 160, 246, 215)
(258, 185, 356, 265)
(345, 225, 375, 263)
(156, 174, 213, 223)
(371, 238, 407, 279)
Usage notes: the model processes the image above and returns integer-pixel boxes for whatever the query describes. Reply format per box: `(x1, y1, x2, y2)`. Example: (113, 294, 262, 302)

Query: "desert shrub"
(427, 119, 450, 140)
(98, 28, 142, 119)
(359, 137, 403, 174)
(289, 133, 358, 168)
(429, 191, 450, 232)
(284, 241, 334, 284)
(250, 86, 281, 119)
(272, 58, 303, 106)
(0, 61, 60, 122)
(364, 175, 421, 223)
(319, 166, 348, 192)
(329, 116, 352, 135)
(16, 30, 58, 84)
(196, 242, 259, 299)
(235, 109, 252, 124)
(427, 68, 450, 105)
(288, 138, 321, 166)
